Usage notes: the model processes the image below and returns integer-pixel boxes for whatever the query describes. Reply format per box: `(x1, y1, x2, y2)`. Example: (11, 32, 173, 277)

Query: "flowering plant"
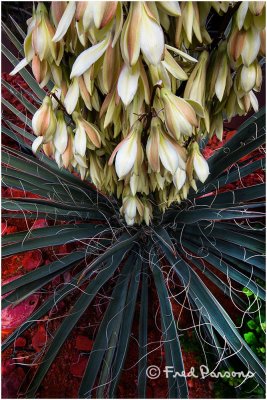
(9, 0, 265, 224)
(2, 2, 265, 398)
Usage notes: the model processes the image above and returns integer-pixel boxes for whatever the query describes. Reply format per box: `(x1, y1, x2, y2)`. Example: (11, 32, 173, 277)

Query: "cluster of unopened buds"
(11, 1, 265, 225)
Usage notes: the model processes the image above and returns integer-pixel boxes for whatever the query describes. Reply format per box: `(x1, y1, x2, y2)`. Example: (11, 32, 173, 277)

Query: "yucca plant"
(2, 1, 266, 399)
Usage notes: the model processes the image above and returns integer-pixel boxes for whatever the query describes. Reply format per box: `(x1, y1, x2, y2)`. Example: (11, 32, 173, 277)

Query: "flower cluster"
(11, 1, 265, 225)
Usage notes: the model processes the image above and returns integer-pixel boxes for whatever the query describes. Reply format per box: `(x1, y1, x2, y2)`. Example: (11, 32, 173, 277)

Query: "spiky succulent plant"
(6, 0, 265, 225)
(2, 1, 266, 398)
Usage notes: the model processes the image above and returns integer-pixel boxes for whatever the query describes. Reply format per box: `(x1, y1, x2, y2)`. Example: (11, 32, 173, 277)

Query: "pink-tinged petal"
(146, 132, 160, 172)
(100, 1, 117, 28)
(120, 2, 141, 66)
(51, 1, 67, 26)
(108, 135, 127, 166)
(62, 129, 73, 168)
(159, 135, 179, 174)
(82, 120, 101, 148)
(140, 3, 164, 65)
(64, 78, 79, 114)
(53, 1, 76, 42)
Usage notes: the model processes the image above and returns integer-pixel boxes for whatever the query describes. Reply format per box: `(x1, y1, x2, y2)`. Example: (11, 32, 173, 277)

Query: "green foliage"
(1, 14, 266, 399)
(215, 287, 266, 399)
(242, 287, 266, 363)
(215, 366, 265, 399)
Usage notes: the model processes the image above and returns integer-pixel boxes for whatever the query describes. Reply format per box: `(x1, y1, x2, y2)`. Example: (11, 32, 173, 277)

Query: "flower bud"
(147, 118, 186, 175)
(72, 116, 86, 160)
(23, 12, 37, 62)
(64, 78, 80, 114)
(102, 42, 121, 94)
(126, 196, 137, 220)
(249, 90, 259, 112)
(182, 1, 194, 43)
(146, 123, 160, 173)
(32, 96, 57, 141)
(32, 55, 48, 85)
(74, 112, 102, 148)
(120, 2, 142, 66)
(43, 141, 55, 158)
(184, 50, 208, 110)
(143, 198, 153, 226)
(62, 127, 73, 169)
(55, 150, 64, 168)
(93, 1, 117, 30)
(240, 62, 259, 93)
(241, 27, 261, 67)
(117, 63, 140, 106)
(120, 194, 144, 226)
(209, 42, 230, 102)
(227, 26, 246, 65)
(129, 173, 139, 196)
(51, 1, 67, 28)
(249, 1, 265, 16)
(139, 3, 165, 65)
(158, 1, 181, 17)
(77, 165, 87, 181)
(53, 110, 68, 154)
(236, 2, 249, 30)
(259, 28, 266, 56)
(191, 143, 209, 183)
(10, 3, 63, 76)
(75, 1, 87, 23)
(173, 167, 186, 191)
(74, 124, 87, 158)
(109, 121, 142, 179)
(50, 63, 62, 87)
(161, 88, 198, 140)
(89, 153, 103, 188)
(32, 3, 57, 62)
(210, 114, 223, 141)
